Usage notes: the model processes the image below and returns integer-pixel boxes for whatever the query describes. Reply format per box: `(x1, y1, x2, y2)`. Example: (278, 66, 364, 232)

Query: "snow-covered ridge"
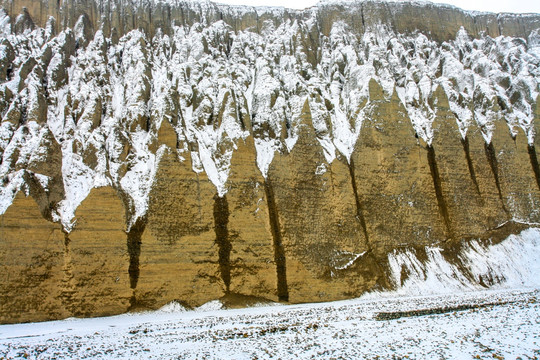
(317, 0, 540, 16)
(3, 0, 539, 39)
(0, 4, 538, 230)
(35, 0, 540, 17)
(104, 0, 291, 20)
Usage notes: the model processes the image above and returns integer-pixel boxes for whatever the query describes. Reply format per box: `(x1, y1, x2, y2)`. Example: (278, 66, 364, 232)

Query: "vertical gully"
(427, 145, 454, 240)
(264, 180, 289, 302)
(527, 145, 540, 191)
(461, 137, 481, 195)
(347, 159, 371, 249)
(484, 142, 509, 215)
(127, 217, 145, 309)
(213, 194, 232, 293)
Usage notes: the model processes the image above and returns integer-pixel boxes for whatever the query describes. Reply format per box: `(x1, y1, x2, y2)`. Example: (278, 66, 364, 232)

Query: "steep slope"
(0, 0, 539, 323)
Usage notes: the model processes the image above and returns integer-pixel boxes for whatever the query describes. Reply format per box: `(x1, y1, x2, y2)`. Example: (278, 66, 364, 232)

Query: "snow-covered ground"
(0, 287, 538, 359)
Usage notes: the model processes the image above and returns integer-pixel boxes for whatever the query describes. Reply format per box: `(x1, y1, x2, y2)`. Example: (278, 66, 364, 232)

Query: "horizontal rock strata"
(0, 0, 539, 323)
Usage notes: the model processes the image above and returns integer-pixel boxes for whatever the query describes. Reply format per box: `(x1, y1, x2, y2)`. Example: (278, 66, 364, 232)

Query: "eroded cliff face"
(2, 0, 540, 40)
(0, 0, 539, 323)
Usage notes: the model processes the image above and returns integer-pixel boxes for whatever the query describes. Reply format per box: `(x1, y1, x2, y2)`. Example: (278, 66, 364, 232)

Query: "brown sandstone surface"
(268, 100, 376, 304)
(0, 193, 65, 324)
(226, 135, 278, 301)
(490, 120, 540, 222)
(464, 121, 510, 230)
(0, 0, 539, 324)
(138, 144, 223, 309)
(430, 87, 505, 239)
(65, 186, 132, 318)
(352, 82, 446, 252)
(1, 98, 540, 322)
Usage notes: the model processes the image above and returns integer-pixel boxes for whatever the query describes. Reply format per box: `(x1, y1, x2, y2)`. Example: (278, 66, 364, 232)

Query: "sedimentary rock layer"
(2, 0, 539, 40)
(0, 0, 539, 323)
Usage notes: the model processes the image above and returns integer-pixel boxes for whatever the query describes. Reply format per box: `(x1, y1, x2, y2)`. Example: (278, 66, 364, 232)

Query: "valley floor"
(0, 288, 539, 359)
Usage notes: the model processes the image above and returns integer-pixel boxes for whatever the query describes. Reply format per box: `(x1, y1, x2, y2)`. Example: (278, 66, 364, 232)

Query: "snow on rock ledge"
(0, 0, 538, 228)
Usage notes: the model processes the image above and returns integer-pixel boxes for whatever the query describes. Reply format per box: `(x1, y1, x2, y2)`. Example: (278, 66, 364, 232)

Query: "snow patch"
(157, 301, 189, 313)
(380, 227, 540, 297)
(196, 300, 224, 312)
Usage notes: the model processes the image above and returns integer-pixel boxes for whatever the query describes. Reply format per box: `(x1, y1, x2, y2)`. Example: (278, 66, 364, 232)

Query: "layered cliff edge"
(0, 0, 539, 323)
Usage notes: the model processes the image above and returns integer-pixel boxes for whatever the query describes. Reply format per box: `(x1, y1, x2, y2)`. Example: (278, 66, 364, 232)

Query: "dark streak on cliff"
(347, 159, 370, 249)
(528, 145, 540, 191)
(214, 194, 231, 293)
(127, 217, 145, 309)
(461, 136, 481, 196)
(127, 217, 145, 290)
(264, 180, 289, 302)
(427, 145, 454, 240)
(61, 233, 75, 312)
(484, 142, 509, 214)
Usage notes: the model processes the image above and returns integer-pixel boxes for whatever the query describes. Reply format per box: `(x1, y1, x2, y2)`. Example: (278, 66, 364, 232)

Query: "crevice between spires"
(427, 145, 454, 240)
(527, 144, 540, 191)
(127, 216, 146, 309)
(484, 142, 510, 215)
(347, 159, 371, 249)
(61, 232, 75, 314)
(264, 180, 289, 302)
(461, 137, 481, 196)
(213, 194, 232, 293)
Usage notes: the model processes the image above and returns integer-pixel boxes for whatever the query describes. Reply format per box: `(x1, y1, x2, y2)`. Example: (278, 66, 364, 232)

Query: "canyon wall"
(1, 0, 540, 40)
(0, 0, 539, 323)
